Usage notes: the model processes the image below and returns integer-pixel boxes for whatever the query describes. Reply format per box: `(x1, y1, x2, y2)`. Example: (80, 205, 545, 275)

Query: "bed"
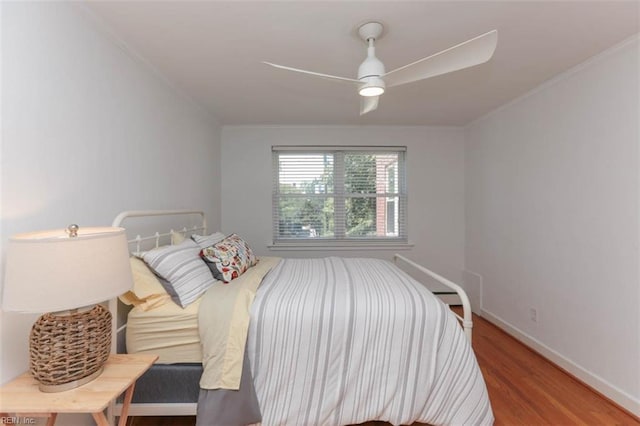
(108, 210, 493, 426)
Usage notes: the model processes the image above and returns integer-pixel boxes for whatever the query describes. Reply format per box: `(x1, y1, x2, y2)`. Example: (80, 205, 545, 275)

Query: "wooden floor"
(129, 313, 639, 426)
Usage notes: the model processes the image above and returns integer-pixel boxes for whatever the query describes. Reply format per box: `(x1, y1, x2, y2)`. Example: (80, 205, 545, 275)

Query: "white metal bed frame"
(107, 209, 474, 422)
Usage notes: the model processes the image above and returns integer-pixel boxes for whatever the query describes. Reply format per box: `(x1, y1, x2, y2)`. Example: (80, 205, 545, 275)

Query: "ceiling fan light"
(359, 77, 385, 97)
(359, 85, 385, 97)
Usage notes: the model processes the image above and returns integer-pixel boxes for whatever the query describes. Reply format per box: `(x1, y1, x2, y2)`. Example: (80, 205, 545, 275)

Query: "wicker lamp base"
(29, 304, 112, 393)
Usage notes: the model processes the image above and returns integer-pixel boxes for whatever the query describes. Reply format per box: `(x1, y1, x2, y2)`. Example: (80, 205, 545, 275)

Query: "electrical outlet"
(529, 308, 538, 323)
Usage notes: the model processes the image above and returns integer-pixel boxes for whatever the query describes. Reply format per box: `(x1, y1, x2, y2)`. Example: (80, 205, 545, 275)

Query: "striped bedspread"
(247, 257, 493, 426)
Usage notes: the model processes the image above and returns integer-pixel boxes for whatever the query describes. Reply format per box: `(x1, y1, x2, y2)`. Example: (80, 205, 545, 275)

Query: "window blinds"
(272, 146, 407, 243)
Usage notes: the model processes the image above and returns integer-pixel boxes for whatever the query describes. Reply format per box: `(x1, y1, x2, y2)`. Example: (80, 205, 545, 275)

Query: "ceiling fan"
(264, 22, 498, 115)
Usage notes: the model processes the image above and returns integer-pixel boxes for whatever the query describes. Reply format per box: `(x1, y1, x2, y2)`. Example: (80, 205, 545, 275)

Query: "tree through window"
(272, 146, 407, 244)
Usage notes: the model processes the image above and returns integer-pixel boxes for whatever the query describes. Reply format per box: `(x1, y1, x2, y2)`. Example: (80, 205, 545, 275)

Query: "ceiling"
(85, 1, 639, 126)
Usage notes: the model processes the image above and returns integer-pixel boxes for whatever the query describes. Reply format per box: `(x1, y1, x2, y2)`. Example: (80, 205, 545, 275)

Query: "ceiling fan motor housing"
(358, 53, 385, 79)
(357, 21, 386, 98)
(358, 34, 386, 96)
(358, 46, 386, 96)
(357, 21, 386, 80)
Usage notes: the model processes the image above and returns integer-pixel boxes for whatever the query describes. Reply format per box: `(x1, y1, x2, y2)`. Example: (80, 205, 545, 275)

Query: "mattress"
(126, 297, 201, 364)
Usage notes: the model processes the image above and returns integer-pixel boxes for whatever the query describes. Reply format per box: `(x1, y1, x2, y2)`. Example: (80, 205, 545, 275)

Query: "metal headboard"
(112, 209, 207, 255)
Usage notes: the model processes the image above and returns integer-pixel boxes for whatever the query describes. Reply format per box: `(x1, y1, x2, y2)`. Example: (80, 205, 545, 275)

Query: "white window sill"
(268, 241, 414, 251)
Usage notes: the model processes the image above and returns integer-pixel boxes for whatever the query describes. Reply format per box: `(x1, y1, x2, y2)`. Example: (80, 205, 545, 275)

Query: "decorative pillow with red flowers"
(200, 234, 258, 283)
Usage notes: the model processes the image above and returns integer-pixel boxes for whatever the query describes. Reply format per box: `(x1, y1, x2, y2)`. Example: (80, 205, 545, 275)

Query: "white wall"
(221, 125, 466, 285)
(465, 36, 639, 414)
(1, 0, 221, 402)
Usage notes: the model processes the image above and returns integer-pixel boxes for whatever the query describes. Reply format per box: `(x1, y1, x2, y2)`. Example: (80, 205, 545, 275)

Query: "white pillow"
(142, 239, 216, 308)
(191, 232, 226, 248)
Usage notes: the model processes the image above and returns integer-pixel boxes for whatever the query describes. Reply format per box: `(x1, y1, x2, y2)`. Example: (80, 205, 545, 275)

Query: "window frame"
(271, 145, 409, 249)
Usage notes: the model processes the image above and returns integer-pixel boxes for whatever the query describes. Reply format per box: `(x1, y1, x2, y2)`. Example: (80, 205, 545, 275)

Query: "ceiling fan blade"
(360, 96, 379, 115)
(263, 62, 361, 84)
(383, 29, 498, 88)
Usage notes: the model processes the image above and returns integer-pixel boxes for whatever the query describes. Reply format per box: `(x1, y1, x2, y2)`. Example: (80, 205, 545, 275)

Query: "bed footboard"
(393, 254, 473, 342)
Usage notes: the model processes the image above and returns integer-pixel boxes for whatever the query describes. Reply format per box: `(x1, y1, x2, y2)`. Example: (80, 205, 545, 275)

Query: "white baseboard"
(481, 309, 640, 417)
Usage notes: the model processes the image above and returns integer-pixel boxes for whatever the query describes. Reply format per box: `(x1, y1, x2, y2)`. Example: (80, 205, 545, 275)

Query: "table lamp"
(2, 225, 133, 392)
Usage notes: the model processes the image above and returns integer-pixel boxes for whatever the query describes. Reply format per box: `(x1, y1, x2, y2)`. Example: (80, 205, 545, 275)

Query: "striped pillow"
(142, 239, 216, 308)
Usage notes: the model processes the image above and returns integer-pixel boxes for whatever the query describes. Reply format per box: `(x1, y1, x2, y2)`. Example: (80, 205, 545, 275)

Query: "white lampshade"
(3, 226, 133, 313)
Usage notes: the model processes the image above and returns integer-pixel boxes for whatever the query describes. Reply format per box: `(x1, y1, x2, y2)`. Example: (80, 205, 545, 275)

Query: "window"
(272, 146, 407, 245)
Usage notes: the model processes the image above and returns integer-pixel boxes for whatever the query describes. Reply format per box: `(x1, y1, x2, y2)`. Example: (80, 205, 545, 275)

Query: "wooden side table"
(0, 353, 157, 426)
